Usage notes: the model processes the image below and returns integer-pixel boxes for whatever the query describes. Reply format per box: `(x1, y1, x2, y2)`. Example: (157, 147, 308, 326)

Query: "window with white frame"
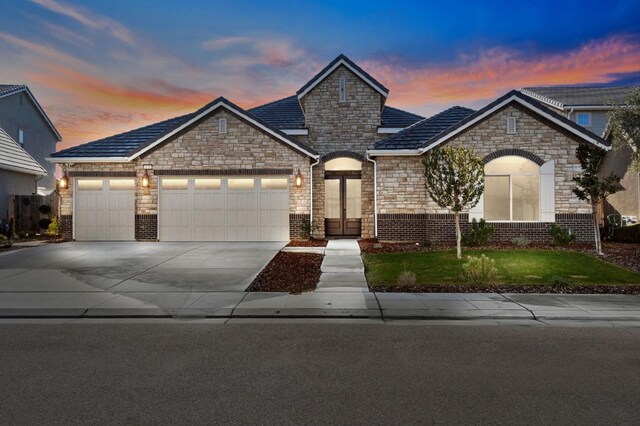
(339, 76, 346, 102)
(18, 127, 24, 145)
(576, 112, 591, 127)
(506, 117, 517, 134)
(484, 156, 540, 221)
(219, 118, 227, 134)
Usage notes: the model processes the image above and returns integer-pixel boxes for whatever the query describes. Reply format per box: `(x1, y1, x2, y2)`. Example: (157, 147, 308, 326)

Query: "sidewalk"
(1, 289, 639, 321)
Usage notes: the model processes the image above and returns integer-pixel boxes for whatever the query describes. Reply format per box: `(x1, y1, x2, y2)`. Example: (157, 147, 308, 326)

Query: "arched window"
(484, 156, 540, 221)
(324, 157, 362, 171)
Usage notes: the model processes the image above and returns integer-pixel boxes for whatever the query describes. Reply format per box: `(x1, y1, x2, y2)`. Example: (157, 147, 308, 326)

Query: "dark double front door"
(325, 173, 362, 236)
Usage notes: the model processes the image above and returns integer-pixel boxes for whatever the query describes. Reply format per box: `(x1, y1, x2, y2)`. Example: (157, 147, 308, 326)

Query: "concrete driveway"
(0, 241, 285, 293)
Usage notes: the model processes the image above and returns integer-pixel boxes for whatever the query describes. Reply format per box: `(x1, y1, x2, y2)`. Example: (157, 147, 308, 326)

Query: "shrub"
(17, 231, 27, 239)
(0, 234, 10, 247)
(511, 236, 531, 247)
(8, 217, 15, 238)
(549, 224, 575, 246)
(300, 218, 319, 240)
(45, 216, 60, 237)
(38, 218, 52, 230)
(461, 254, 498, 285)
(419, 240, 432, 248)
(462, 218, 494, 247)
(611, 223, 640, 244)
(397, 271, 417, 286)
(38, 204, 52, 215)
(550, 276, 573, 292)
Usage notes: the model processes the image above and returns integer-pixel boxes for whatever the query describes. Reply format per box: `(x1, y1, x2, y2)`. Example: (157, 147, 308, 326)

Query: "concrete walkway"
(316, 240, 369, 292)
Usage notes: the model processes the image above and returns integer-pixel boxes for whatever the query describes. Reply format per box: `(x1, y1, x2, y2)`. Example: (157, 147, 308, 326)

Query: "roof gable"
(296, 54, 389, 100)
(50, 97, 318, 162)
(0, 84, 62, 141)
(0, 127, 47, 176)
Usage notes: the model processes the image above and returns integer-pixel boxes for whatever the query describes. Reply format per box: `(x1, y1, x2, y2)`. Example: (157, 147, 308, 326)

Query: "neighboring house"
(0, 127, 48, 221)
(49, 54, 608, 242)
(522, 86, 640, 225)
(0, 84, 62, 194)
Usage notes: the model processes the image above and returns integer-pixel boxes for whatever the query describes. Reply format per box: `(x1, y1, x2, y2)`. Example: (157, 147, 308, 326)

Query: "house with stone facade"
(48, 54, 609, 243)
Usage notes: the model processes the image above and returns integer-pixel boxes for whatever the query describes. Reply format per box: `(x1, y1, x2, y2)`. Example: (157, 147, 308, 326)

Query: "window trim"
(484, 157, 541, 222)
(576, 112, 592, 127)
(506, 117, 517, 134)
(339, 76, 347, 102)
(18, 127, 24, 145)
(219, 118, 227, 134)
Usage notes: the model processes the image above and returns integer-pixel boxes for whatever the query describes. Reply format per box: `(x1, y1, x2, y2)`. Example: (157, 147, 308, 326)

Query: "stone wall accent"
(67, 171, 137, 177)
(376, 103, 592, 216)
(311, 162, 325, 238)
(135, 214, 158, 241)
(377, 213, 593, 243)
(301, 64, 382, 156)
(361, 160, 375, 238)
(289, 214, 310, 239)
(154, 168, 292, 176)
(60, 214, 72, 240)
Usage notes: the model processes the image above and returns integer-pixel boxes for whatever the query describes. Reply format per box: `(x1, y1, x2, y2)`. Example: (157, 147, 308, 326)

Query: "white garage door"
(159, 176, 289, 241)
(75, 178, 135, 241)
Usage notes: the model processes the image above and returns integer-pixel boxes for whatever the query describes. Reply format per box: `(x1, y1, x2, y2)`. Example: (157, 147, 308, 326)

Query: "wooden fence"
(7, 193, 60, 234)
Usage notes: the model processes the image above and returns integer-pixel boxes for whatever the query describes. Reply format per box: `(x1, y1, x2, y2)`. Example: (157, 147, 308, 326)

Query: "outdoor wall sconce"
(142, 172, 151, 188)
(295, 169, 303, 187)
(59, 175, 68, 189)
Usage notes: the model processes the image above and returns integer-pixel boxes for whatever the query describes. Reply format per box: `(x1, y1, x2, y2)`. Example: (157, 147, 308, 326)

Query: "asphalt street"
(1, 322, 639, 425)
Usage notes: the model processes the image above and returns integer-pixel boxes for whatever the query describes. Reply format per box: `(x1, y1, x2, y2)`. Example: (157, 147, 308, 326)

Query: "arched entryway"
(323, 154, 362, 237)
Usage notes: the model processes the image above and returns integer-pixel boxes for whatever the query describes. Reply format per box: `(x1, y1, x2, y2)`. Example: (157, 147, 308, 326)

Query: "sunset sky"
(1, 0, 640, 151)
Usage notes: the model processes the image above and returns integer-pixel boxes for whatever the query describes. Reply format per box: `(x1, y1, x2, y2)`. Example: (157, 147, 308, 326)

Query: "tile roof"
(51, 97, 318, 159)
(296, 53, 390, 98)
(521, 86, 637, 108)
(0, 84, 62, 141)
(374, 106, 476, 150)
(248, 95, 423, 130)
(0, 127, 47, 176)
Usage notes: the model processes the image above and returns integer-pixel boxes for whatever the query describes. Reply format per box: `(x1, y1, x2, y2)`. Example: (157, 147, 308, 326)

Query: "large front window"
(484, 156, 540, 221)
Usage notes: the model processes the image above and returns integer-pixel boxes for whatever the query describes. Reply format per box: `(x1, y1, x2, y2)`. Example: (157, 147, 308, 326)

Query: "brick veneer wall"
(377, 213, 593, 242)
(135, 214, 158, 241)
(60, 214, 72, 240)
(289, 214, 311, 239)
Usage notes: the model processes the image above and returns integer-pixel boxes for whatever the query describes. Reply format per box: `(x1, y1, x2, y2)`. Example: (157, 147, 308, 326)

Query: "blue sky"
(1, 0, 639, 148)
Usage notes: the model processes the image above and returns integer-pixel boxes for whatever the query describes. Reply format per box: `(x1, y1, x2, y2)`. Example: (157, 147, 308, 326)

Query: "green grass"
(363, 250, 640, 287)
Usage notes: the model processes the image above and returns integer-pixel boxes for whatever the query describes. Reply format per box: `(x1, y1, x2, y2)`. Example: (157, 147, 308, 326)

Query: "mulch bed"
(373, 284, 640, 295)
(247, 252, 324, 294)
(286, 239, 328, 247)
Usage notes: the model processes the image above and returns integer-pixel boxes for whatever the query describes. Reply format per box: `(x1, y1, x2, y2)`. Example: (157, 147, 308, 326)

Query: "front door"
(325, 174, 361, 236)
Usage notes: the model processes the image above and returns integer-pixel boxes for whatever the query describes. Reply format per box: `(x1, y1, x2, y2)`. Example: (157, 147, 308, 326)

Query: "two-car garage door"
(159, 176, 289, 241)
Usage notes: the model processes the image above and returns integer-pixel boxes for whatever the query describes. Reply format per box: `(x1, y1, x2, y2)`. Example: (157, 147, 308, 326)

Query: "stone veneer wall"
(59, 109, 311, 240)
(374, 103, 595, 242)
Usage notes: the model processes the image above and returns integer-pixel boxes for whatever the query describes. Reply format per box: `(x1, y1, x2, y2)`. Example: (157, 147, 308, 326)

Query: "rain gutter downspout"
(366, 152, 378, 238)
(309, 156, 321, 229)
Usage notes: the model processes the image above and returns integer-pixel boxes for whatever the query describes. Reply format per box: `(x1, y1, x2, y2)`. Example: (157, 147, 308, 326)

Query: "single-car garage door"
(74, 178, 135, 240)
(159, 176, 289, 241)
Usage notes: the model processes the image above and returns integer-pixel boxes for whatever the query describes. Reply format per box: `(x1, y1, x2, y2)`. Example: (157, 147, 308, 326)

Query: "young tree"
(609, 87, 640, 169)
(572, 142, 621, 255)
(423, 146, 484, 259)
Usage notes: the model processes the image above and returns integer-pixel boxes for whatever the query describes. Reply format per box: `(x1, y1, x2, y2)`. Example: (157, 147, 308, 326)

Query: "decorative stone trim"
(378, 213, 428, 241)
(321, 151, 365, 163)
(60, 215, 73, 240)
(68, 171, 137, 177)
(289, 214, 310, 239)
(483, 149, 544, 166)
(135, 214, 158, 241)
(154, 168, 293, 176)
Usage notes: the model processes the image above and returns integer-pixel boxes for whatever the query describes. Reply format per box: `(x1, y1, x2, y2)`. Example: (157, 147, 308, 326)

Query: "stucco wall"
(0, 93, 57, 191)
(376, 103, 592, 215)
(0, 169, 37, 220)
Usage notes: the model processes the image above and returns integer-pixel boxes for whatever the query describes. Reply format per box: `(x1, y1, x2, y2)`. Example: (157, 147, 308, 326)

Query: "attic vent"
(506, 117, 517, 134)
(339, 76, 346, 102)
(219, 118, 227, 134)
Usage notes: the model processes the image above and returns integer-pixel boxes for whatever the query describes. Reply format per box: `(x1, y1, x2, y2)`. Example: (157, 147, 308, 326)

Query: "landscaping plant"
(423, 146, 484, 258)
(612, 223, 640, 244)
(609, 87, 640, 169)
(462, 218, 494, 246)
(7, 217, 15, 239)
(396, 271, 417, 286)
(461, 254, 497, 285)
(45, 216, 60, 237)
(300, 218, 319, 240)
(511, 236, 531, 247)
(572, 142, 621, 255)
(549, 224, 575, 246)
(551, 276, 573, 292)
(0, 235, 11, 248)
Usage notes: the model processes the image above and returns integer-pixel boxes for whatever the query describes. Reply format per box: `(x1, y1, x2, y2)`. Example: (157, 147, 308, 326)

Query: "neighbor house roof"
(50, 97, 318, 162)
(0, 127, 47, 176)
(0, 84, 62, 141)
(296, 54, 390, 99)
(370, 90, 610, 155)
(374, 106, 475, 150)
(249, 95, 423, 130)
(521, 86, 636, 109)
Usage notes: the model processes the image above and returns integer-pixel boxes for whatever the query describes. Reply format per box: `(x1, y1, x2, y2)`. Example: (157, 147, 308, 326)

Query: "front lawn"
(363, 250, 640, 288)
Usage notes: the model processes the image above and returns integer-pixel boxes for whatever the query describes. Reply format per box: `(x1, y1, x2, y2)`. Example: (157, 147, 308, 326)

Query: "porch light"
(295, 169, 303, 187)
(142, 172, 151, 188)
(59, 175, 68, 189)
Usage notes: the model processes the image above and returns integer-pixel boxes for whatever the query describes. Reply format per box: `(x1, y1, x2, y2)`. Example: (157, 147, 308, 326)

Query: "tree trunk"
(592, 203, 603, 255)
(455, 211, 462, 259)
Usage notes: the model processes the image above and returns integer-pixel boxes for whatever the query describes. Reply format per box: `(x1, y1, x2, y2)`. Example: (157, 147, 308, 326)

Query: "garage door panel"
(75, 179, 134, 241)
